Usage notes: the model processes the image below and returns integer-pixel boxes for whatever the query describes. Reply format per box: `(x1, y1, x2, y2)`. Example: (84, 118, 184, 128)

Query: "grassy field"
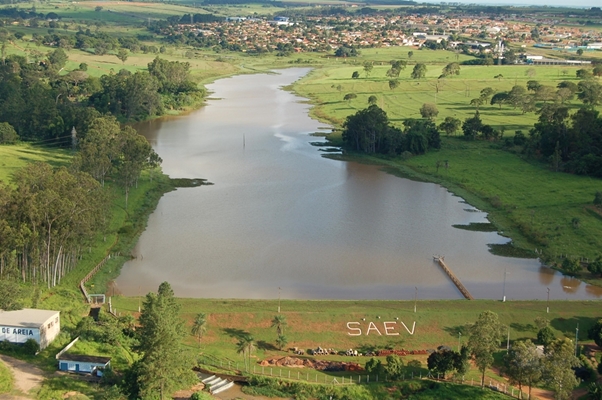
(0, 144, 72, 184)
(114, 296, 599, 362)
(294, 58, 591, 131)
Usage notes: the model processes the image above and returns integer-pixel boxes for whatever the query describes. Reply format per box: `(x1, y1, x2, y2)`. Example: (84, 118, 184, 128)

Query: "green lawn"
(294, 60, 591, 132)
(0, 144, 71, 184)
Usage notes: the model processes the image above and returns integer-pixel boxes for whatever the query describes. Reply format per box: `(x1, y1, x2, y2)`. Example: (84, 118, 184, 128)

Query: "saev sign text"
(346, 321, 416, 336)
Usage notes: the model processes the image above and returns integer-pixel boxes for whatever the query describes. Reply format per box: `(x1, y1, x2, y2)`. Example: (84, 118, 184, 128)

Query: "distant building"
(0, 309, 60, 350)
(58, 354, 111, 376)
(270, 16, 292, 26)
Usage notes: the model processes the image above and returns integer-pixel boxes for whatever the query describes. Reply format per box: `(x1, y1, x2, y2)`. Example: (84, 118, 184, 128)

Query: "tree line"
(342, 104, 440, 156)
(0, 45, 201, 146)
(0, 115, 160, 287)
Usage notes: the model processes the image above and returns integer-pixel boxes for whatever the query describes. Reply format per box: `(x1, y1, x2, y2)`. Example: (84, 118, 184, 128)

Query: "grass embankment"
(0, 360, 13, 395)
(113, 296, 599, 390)
(244, 377, 511, 399)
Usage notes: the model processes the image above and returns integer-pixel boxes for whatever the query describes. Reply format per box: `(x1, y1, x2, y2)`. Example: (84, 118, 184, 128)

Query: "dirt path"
(0, 354, 46, 398)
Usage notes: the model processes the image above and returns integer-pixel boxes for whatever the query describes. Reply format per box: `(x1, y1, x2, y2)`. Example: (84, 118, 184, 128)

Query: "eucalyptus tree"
(468, 310, 506, 388)
(10, 163, 108, 287)
(543, 338, 581, 400)
(74, 116, 121, 186)
(503, 340, 542, 399)
(115, 126, 158, 209)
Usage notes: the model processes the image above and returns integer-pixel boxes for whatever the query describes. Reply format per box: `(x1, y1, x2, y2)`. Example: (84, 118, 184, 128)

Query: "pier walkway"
(434, 257, 474, 300)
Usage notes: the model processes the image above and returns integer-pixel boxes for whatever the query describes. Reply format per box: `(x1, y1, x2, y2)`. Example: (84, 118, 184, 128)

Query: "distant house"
(0, 309, 60, 350)
(58, 354, 111, 376)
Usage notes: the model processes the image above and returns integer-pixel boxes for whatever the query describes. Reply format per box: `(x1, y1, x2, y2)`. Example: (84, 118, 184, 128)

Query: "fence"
(79, 252, 120, 303)
(198, 355, 526, 398)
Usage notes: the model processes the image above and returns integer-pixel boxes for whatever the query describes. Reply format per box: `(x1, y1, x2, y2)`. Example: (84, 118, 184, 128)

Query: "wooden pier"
(434, 256, 474, 300)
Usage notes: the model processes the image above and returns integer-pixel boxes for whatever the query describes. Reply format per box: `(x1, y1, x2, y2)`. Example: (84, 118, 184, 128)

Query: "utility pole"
(502, 268, 507, 302)
(278, 287, 281, 313)
(414, 287, 418, 313)
(506, 327, 510, 353)
(575, 323, 579, 356)
(546, 287, 550, 313)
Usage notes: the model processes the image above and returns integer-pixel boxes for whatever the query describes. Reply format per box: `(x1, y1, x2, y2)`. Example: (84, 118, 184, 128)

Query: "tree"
(0, 279, 25, 310)
(136, 282, 196, 400)
(491, 92, 509, 109)
(385, 355, 404, 380)
(577, 80, 602, 106)
(438, 117, 461, 136)
(508, 85, 528, 109)
(420, 103, 438, 120)
(191, 313, 207, 347)
(527, 80, 542, 92)
(494, 74, 503, 81)
(343, 93, 357, 103)
(271, 315, 287, 336)
(588, 319, 602, 347)
(503, 340, 542, 399)
(470, 97, 484, 110)
(407, 51, 413, 59)
(428, 348, 457, 379)
(368, 95, 378, 105)
(388, 79, 399, 90)
(442, 62, 460, 77)
(468, 310, 506, 388)
(479, 87, 495, 102)
(342, 105, 403, 155)
(411, 63, 427, 79)
(365, 358, 384, 375)
(276, 334, 287, 351)
(47, 48, 68, 71)
(116, 48, 128, 64)
(462, 111, 483, 140)
(363, 61, 373, 78)
(0, 122, 18, 144)
(115, 126, 160, 209)
(577, 48, 584, 56)
(351, 71, 360, 79)
(577, 69, 593, 80)
(73, 116, 121, 186)
(236, 334, 256, 371)
(595, 192, 602, 209)
(542, 338, 581, 400)
(536, 326, 555, 347)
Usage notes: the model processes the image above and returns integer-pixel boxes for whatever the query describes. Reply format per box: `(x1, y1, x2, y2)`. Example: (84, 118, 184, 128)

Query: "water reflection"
(115, 68, 601, 300)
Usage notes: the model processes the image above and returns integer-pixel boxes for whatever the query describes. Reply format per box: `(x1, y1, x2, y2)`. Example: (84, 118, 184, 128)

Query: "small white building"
(58, 354, 111, 375)
(0, 308, 60, 349)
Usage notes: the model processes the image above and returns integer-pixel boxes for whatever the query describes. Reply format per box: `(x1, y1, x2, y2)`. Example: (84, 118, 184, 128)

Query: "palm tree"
(276, 334, 288, 351)
(191, 313, 207, 347)
(236, 334, 256, 371)
(271, 315, 287, 336)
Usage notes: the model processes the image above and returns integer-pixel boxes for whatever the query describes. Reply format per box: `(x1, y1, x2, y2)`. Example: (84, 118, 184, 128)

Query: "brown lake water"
(115, 68, 602, 301)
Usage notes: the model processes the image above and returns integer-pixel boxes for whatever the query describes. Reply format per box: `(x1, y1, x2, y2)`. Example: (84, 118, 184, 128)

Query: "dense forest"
(0, 48, 175, 286)
(0, 45, 201, 145)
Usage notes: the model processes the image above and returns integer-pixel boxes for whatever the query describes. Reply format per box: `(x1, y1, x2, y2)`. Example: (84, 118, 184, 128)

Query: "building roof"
(0, 309, 60, 328)
(58, 354, 111, 365)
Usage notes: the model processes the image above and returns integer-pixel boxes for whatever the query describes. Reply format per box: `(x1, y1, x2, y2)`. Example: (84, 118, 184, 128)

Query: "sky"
(420, 0, 601, 8)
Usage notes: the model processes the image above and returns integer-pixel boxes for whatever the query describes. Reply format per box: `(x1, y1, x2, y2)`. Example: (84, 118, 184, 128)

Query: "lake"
(115, 68, 602, 301)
